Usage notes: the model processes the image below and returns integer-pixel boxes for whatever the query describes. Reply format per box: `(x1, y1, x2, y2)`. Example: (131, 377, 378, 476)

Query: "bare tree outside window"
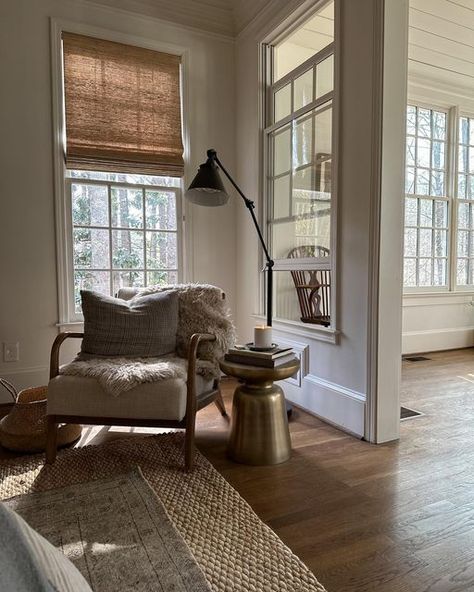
(403, 106, 474, 291)
(403, 105, 448, 288)
(70, 170, 180, 312)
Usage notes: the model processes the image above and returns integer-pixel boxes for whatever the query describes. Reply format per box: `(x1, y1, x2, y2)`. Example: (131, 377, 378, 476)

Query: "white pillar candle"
(254, 325, 273, 349)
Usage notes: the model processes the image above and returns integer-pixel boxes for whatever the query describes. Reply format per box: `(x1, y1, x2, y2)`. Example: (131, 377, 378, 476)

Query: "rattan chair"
(288, 245, 331, 326)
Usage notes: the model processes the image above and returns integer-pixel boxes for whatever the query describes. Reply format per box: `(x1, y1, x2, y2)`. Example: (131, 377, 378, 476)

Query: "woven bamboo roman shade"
(62, 33, 184, 176)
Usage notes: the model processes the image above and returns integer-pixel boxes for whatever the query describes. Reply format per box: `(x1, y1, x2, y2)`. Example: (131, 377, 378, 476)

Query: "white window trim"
(456, 109, 474, 289)
(260, 0, 339, 339)
(252, 314, 339, 344)
(50, 18, 191, 324)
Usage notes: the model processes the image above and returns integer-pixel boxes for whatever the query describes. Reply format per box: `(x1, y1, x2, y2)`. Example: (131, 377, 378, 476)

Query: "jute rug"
(4, 468, 211, 592)
(0, 433, 327, 592)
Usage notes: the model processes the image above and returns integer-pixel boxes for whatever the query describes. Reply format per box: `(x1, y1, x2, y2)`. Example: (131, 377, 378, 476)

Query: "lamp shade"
(185, 156, 229, 206)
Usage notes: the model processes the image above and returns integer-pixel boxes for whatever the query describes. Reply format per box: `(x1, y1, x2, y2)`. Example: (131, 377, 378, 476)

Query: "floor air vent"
(403, 355, 431, 362)
(400, 406, 423, 420)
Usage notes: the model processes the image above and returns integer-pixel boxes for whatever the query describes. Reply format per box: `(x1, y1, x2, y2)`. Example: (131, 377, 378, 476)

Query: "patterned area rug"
(4, 469, 211, 592)
(0, 433, 327, 592)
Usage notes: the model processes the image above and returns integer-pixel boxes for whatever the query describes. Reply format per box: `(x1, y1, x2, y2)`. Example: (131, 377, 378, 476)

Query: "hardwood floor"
(2, 348, 474, 591)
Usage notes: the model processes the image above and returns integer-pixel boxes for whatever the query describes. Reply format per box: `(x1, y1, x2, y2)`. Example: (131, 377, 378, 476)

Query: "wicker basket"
(0, 380, 82, 453)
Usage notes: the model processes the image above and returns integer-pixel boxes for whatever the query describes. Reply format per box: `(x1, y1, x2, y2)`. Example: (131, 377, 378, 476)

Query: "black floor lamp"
(185, 149, 274, 328)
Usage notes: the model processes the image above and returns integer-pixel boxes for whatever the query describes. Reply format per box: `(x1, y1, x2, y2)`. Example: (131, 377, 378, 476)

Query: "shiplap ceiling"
(87, 0, 473, 93)
(408, 0, 474, 92)
(94, 0, 235, 35)
(87, 0, 271, 36)
(283, 2, 334, 51)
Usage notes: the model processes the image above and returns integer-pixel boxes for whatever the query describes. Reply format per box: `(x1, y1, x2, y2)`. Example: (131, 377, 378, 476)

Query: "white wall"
(0, 0, 236, 400)
(402, 294, 474, 353)
(401, 79, 474, 354)
(235, 0, 402, 439)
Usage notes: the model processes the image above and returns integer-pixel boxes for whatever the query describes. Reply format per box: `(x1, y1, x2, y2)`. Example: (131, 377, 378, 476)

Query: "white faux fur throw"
(61, 354, 215, 398)
(134, 283, 236, 372)
(60, 284, 235, 397)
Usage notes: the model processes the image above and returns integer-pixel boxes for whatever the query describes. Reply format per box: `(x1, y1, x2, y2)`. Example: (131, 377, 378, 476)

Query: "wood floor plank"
(1, 348, 473, 591)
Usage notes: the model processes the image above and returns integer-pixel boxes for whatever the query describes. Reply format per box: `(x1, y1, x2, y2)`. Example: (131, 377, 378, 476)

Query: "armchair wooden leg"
(184, 399, 197, 472)
(214, 387, 227, 417)
(184, 425, 195, 472)
(45, 416, 58, 464)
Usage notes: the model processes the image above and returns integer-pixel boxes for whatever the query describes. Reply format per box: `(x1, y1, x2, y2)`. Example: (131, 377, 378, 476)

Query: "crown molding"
(408, 71, 474, 110)
(236, 0, 307, 41)
(62, 0, 235, 43)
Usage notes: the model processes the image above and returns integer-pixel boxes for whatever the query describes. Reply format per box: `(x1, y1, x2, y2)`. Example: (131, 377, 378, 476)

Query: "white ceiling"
(87, 0, 473, 93)
(408, 0, 474, 93)
(86, 0, 273, 36)
(282, 2, 334, 52)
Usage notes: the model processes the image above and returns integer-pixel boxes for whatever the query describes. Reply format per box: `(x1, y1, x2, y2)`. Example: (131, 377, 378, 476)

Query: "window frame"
(261, 1, 339, 334)
(403, 100, 474, 295)
(455, 111, 474, 290)
(403, 102, 452, 293)
(51, 19, 189, 325)
(264, 42, 335, 272)
(66, 174, 184, 320)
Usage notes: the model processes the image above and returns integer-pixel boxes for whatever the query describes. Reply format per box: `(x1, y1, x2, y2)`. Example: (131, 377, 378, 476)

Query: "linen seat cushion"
(47, 374, 214, 421)
(81, 290, 178, 357)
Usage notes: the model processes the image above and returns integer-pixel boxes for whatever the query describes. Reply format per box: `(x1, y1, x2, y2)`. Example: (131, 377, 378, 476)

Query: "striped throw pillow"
(81, 290, 178, 357)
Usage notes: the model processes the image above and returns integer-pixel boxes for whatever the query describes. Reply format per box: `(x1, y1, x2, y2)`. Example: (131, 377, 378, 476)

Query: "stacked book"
(225, 345, 296, 368)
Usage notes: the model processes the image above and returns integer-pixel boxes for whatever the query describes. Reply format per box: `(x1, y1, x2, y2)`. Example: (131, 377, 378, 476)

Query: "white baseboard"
(0, 366, 49, 402)
(282, 373, 366, 438)
(402, 326, 474, 354)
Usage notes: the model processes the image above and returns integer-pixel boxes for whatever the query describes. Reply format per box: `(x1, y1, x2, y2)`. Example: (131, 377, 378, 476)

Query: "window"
(55, 30, 185, 321)
(403, 105, 474, 291)
(404, 105, 448, 287)
(69, 170, 181, 313)
(456, 116, 474, 286)
(265, 1, 335, 327)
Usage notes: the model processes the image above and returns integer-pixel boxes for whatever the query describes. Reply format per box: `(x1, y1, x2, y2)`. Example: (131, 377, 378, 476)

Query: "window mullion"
(431, 200, 435, 283)
(289, 122, 294, 219)
(416, 196, 420, 286)
(430, 110, 435, 285)
(142, 187, 147, 286)
(271, 42, 335, 90)
(107, 183, 113, 296)
(469, 202, 473, 285)
(414, 107, 420, 287)
(447, 106, 459, 292)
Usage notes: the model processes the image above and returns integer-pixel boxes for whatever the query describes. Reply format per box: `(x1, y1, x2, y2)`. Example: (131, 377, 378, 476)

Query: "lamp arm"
(212, 153, 273, 267)
(211, 151, 273, 327)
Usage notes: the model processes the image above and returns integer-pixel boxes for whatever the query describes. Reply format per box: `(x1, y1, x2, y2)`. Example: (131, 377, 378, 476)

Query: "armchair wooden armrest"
(50, 332, 84, 380)
(187, 332, 215, 374)
(186, 332, 216, 414)
(184, 332, 226, 470)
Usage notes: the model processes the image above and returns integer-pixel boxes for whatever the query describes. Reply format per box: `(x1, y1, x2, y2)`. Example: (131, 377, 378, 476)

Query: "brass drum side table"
(219, 358, 300, 466)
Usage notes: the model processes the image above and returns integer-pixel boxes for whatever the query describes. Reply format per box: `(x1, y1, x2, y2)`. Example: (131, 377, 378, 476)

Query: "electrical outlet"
(3, 342, 19, 362)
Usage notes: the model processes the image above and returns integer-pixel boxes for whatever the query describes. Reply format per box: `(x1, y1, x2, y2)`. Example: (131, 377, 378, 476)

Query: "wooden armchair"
(46, 287, 229, 471)
(288, 245, 331, 326)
